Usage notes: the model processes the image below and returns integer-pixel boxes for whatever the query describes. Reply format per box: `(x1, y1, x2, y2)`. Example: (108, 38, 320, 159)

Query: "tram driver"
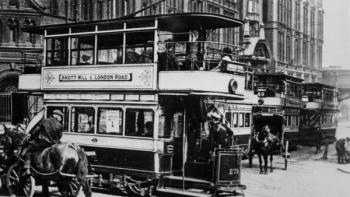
(208, 111, 234, 152)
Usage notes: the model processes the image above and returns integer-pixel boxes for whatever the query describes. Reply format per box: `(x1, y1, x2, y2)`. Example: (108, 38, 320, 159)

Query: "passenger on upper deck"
(211, 47, 232, 71)
(158, 41, 179, 71)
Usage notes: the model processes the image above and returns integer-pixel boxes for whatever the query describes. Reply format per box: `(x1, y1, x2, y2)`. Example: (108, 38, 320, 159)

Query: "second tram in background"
(299, 83, 338, 146)
(253, 73, 303, 150)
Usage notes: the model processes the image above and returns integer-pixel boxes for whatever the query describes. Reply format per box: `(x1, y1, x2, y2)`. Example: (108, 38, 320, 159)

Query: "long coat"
(29, 117, 63, 148)
(209, 122, 234, 150)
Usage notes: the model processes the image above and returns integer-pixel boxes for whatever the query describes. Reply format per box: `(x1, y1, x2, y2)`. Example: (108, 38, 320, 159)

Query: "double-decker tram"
(299, 83, 338, 146)
(21, 13, 248, 196)
(252, 73, 303, 152)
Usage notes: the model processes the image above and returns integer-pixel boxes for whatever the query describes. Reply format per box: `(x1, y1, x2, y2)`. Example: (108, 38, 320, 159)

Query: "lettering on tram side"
(59, 73, 132, 82)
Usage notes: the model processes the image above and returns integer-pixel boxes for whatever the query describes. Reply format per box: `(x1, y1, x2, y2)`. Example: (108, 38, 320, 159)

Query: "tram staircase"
(157, 175, 213, 197)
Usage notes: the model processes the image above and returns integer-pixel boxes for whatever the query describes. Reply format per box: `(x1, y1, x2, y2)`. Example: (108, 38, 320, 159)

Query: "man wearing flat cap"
(20, 109, 65, 175)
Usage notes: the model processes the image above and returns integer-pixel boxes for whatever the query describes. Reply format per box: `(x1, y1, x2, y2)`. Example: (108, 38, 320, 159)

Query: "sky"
(323, 0, 350, 68)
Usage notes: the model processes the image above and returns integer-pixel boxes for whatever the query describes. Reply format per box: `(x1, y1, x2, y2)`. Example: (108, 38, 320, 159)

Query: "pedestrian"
(335, 137, 350, 164)
(20, 109, 64, 175)
(211, 47, 233, 71)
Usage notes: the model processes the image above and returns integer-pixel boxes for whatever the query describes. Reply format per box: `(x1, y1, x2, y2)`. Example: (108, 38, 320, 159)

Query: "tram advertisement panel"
(42, 65, 155, 90)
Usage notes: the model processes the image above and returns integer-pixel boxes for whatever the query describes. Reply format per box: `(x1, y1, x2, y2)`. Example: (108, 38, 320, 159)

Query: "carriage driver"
(20, 109, 64, 175)
(208, 111, 234, 151)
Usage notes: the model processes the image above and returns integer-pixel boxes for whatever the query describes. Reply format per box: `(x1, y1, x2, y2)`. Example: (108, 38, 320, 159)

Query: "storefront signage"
(59, 73, 132, 81)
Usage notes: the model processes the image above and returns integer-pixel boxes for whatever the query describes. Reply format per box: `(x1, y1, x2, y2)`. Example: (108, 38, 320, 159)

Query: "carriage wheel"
(6, 163, 35, 197)
(58, 179, 83, 197)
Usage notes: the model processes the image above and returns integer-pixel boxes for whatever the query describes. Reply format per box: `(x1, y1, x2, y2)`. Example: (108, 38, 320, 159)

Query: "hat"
(52, 109, 64, 118)
(223, 47, 232, 55)
(209, 111, 221, 120)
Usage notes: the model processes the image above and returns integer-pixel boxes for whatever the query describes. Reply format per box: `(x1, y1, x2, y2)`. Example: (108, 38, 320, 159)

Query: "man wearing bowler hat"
(20, 109, 65, 175)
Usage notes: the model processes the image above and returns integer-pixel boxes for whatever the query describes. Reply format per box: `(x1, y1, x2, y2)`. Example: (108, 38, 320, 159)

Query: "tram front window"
(125, 31, 154, 64)
(97, 33, 123, 64)
(71, 106, 95, 133)
(46, 106, 69, 131)
(71, 36, 94, 65)
(97, 108, 123, 135)
(125, 109, 154, 137)
(46, 37, 68, 66)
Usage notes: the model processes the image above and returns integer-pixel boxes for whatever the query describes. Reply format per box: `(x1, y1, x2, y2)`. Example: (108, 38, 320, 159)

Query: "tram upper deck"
(20, 13, 248, 98)
(254, 73, 303, 109)
(302, 82, 338, 110)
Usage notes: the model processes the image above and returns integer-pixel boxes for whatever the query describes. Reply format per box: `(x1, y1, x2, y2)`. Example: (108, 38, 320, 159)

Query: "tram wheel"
(6, 163, 35, 197)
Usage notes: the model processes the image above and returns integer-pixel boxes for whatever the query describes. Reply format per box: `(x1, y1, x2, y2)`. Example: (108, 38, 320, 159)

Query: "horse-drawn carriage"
(0, 111, 94, 197)
(247, 73, 303, 173)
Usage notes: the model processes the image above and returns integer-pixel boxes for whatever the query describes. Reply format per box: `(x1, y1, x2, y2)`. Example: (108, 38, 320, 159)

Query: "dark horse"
(0, 125, 91, 197)
(251, 128, 281, 174)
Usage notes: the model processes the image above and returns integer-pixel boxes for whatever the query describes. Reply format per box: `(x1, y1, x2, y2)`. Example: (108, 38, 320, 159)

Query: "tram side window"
(46, 37, 68, 66)
(71, 107, 95, 133)
(245, 113, 251, 127)
(125, 31, 154, 64)
(97, 33, 123, 64)
(97, 108, 123, 135)
(125, 109, 154, 137)
(232, 113, 238, 128)
(225, 112, 231, 127)
(71, 36, 95, 65)
(238, 113, 245, 127)
(46, 106, 69, 132)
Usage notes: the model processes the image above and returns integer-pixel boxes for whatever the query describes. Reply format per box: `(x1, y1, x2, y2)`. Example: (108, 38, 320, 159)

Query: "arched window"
(9, 0, 19, 8)
(8, 19, 19, 43)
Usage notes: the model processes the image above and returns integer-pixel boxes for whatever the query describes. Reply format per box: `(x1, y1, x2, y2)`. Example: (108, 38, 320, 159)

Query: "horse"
(251, 128, 281, 174)
(0, 125, 92, 197)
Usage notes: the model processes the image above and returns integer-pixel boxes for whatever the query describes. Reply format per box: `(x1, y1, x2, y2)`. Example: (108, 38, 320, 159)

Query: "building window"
(9, 0, 19, 8)
(71, 0, 78, 20)
(82, 0, 93, 21)
(51, 0, 59, 15)
(8, 19, 19, 43)
(303, 40, 307, 65)
(303, 4, 308, 35)
(311, 8, 315, 38)
(286, 35, 291, 63)
(278, 31, 285, 62)
(294, 38, 299, 65)
(248, 0, 259, 14)
(97, 1, 104, 20)
(295, 1, 300, 31)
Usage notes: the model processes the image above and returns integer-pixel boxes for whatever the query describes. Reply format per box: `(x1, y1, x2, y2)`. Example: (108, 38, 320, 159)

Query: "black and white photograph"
(0, 0, 349, 196)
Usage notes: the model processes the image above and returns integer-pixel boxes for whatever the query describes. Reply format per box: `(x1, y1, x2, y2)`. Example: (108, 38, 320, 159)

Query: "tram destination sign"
(42, 65, 155, 90)
(59, 73, 132, 82)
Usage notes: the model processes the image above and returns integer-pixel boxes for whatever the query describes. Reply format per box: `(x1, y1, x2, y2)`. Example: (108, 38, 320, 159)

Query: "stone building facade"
(0, 0, 66, 123)
(263, 0, 324, 82)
